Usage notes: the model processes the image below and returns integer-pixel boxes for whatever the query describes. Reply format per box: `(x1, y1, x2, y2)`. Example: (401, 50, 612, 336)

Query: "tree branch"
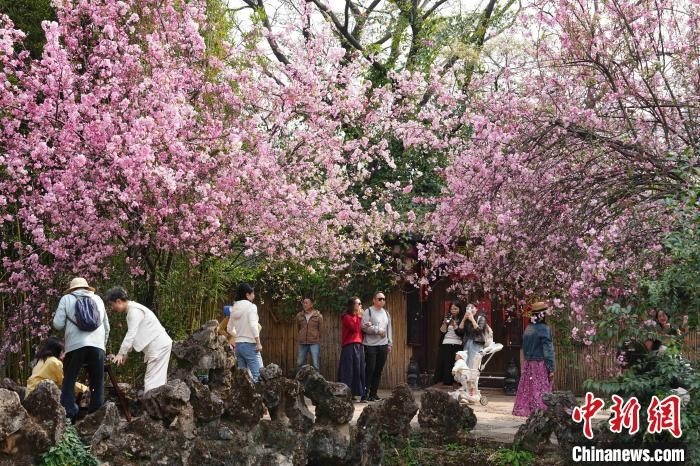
(242, 0, 291, 65)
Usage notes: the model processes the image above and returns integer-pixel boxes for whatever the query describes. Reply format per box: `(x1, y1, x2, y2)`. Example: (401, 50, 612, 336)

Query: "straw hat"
(64, 277, 95, 294)
(523, 301, 553, 321)
(530, 301, 550, 312)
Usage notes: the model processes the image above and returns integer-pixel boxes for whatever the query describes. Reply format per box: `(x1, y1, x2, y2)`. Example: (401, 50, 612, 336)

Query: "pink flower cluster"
(421, 0, 699, 338)
(0, 0, 457, 355)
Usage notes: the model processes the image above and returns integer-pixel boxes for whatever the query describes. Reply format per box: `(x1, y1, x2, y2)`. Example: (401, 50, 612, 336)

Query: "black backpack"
(66, 293, 102, 331)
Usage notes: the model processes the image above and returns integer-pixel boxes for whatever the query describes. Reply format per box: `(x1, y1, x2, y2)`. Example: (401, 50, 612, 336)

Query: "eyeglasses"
(355, 302, 362, 305)
(376, 297, 386, 301)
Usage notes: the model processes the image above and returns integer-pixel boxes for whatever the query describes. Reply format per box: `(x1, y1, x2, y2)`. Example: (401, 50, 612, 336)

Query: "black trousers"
(433, 343, 462, 385)
(61, 346, 105, 420)
(364, 344, 388, 397)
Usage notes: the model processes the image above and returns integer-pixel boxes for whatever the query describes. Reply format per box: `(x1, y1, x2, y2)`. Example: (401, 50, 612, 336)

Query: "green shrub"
(381, 432, 428, 466)
(492, 447, 534, 466)
(584, 349, 699, 464)
(39, 426, 98, 466)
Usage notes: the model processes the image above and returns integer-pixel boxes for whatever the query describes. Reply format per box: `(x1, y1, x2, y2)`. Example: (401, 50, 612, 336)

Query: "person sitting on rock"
(106, 287, 173, 394)
(26, 336, 88, 398)
(218, 305, 237, 349)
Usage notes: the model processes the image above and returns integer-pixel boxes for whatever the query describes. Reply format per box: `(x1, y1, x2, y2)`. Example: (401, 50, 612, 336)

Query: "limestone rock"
(183, 375, 225, 422)
(0, 389, 27, 441)
(348, 422, 383, 466)
(0, 388, 55, 463)
(218, 425, 235, 440)
(514, 409, 552, 453)
(349, 385, 418, 466)
(296, 365, 354, 425)
(357, 384, 417, 439)
(217, 368, 265, 427)
(418, 389, 476, 442)
(259, 363, 284, 381)
(258, 364, 314, 433)
(95, 414, 169, 460)
(113, 422, 159, 460)
(255, 420, 308, 466)
(0, 378, 25, 402)
(0, 417, 49, 465)
(542, 391, 586, 452)
(21, 380, 66, 445)
(307, 425, 351, 466)
(171, 404, 196, 440)
(188, 436, 253, 465)
(514, 391, 586, 454)
(171, 320, 235, 373)
(142, 379, 191, 424)
(75, 401, 122, 445)
(107, 382, 142, 418)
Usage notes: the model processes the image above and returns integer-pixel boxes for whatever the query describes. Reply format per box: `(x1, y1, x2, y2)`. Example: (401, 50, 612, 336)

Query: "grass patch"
(491, 447, 534, 466)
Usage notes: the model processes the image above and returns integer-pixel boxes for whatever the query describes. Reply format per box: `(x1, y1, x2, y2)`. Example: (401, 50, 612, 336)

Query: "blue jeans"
(464, 339, 484, 369)
(236, 342, 263, 383)
(297, 343, 320, 371)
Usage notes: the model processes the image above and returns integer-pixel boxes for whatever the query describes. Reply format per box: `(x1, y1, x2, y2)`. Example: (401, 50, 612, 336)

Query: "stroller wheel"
(479, 396, 488, 406)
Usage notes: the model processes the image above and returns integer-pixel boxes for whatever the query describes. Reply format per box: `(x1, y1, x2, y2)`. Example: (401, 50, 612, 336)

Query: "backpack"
(66, 293, 102, 331)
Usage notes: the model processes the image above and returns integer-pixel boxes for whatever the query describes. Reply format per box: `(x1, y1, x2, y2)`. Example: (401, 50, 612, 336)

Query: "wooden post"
(105, 364, 132, 422)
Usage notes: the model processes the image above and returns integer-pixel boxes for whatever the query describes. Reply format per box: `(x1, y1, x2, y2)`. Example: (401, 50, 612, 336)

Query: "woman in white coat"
(107, 287, 172, 394)
(227, 283, 263, 382)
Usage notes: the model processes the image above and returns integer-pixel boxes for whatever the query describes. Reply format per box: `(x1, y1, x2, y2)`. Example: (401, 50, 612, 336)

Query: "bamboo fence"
(257, 289, 411, 388)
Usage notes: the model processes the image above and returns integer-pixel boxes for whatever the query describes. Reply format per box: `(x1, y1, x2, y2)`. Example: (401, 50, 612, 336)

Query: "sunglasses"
(376, 297, 386, 301)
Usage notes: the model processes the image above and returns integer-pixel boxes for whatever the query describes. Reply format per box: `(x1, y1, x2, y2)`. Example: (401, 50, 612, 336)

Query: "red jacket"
(341, 313, 363, 347)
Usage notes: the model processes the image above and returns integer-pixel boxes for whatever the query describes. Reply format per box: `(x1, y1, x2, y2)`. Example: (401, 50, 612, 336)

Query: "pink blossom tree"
(423, 0, 699, 339)
(0, 0, 460, 361)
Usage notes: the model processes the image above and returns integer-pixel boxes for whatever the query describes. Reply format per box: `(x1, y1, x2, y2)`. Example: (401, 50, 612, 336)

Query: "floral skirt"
(512, 360, 553, 417)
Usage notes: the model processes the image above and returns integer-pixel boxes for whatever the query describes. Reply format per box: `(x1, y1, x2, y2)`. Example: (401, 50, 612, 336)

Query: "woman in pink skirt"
(512, 301, 555, 417)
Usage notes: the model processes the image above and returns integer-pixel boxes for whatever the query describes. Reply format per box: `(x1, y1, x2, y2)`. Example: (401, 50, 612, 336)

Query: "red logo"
(609, 395, 641, 435)
(572, 392, 684, 439)
(572, 392, 605, 439)
(647, 395, 682, 438)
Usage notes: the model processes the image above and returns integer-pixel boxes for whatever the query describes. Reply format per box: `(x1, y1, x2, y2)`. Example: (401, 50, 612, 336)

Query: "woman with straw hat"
(512, 301, 556, 417)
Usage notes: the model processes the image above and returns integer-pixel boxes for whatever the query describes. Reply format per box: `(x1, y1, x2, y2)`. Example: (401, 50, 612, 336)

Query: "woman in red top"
(337, 297, 366, 401)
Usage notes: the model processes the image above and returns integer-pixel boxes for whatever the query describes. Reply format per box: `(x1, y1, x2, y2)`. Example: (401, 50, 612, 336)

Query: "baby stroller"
(451, 342, 504, 406)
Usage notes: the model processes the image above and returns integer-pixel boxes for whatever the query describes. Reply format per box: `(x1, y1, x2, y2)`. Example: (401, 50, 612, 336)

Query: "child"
(451, 349, 483, 404)
(451, 351, 470, 401)
(26, 336, 88, 397)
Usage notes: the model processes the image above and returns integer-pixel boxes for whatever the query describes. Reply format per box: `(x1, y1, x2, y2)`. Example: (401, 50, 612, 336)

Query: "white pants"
(143, 335, 172, 394)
